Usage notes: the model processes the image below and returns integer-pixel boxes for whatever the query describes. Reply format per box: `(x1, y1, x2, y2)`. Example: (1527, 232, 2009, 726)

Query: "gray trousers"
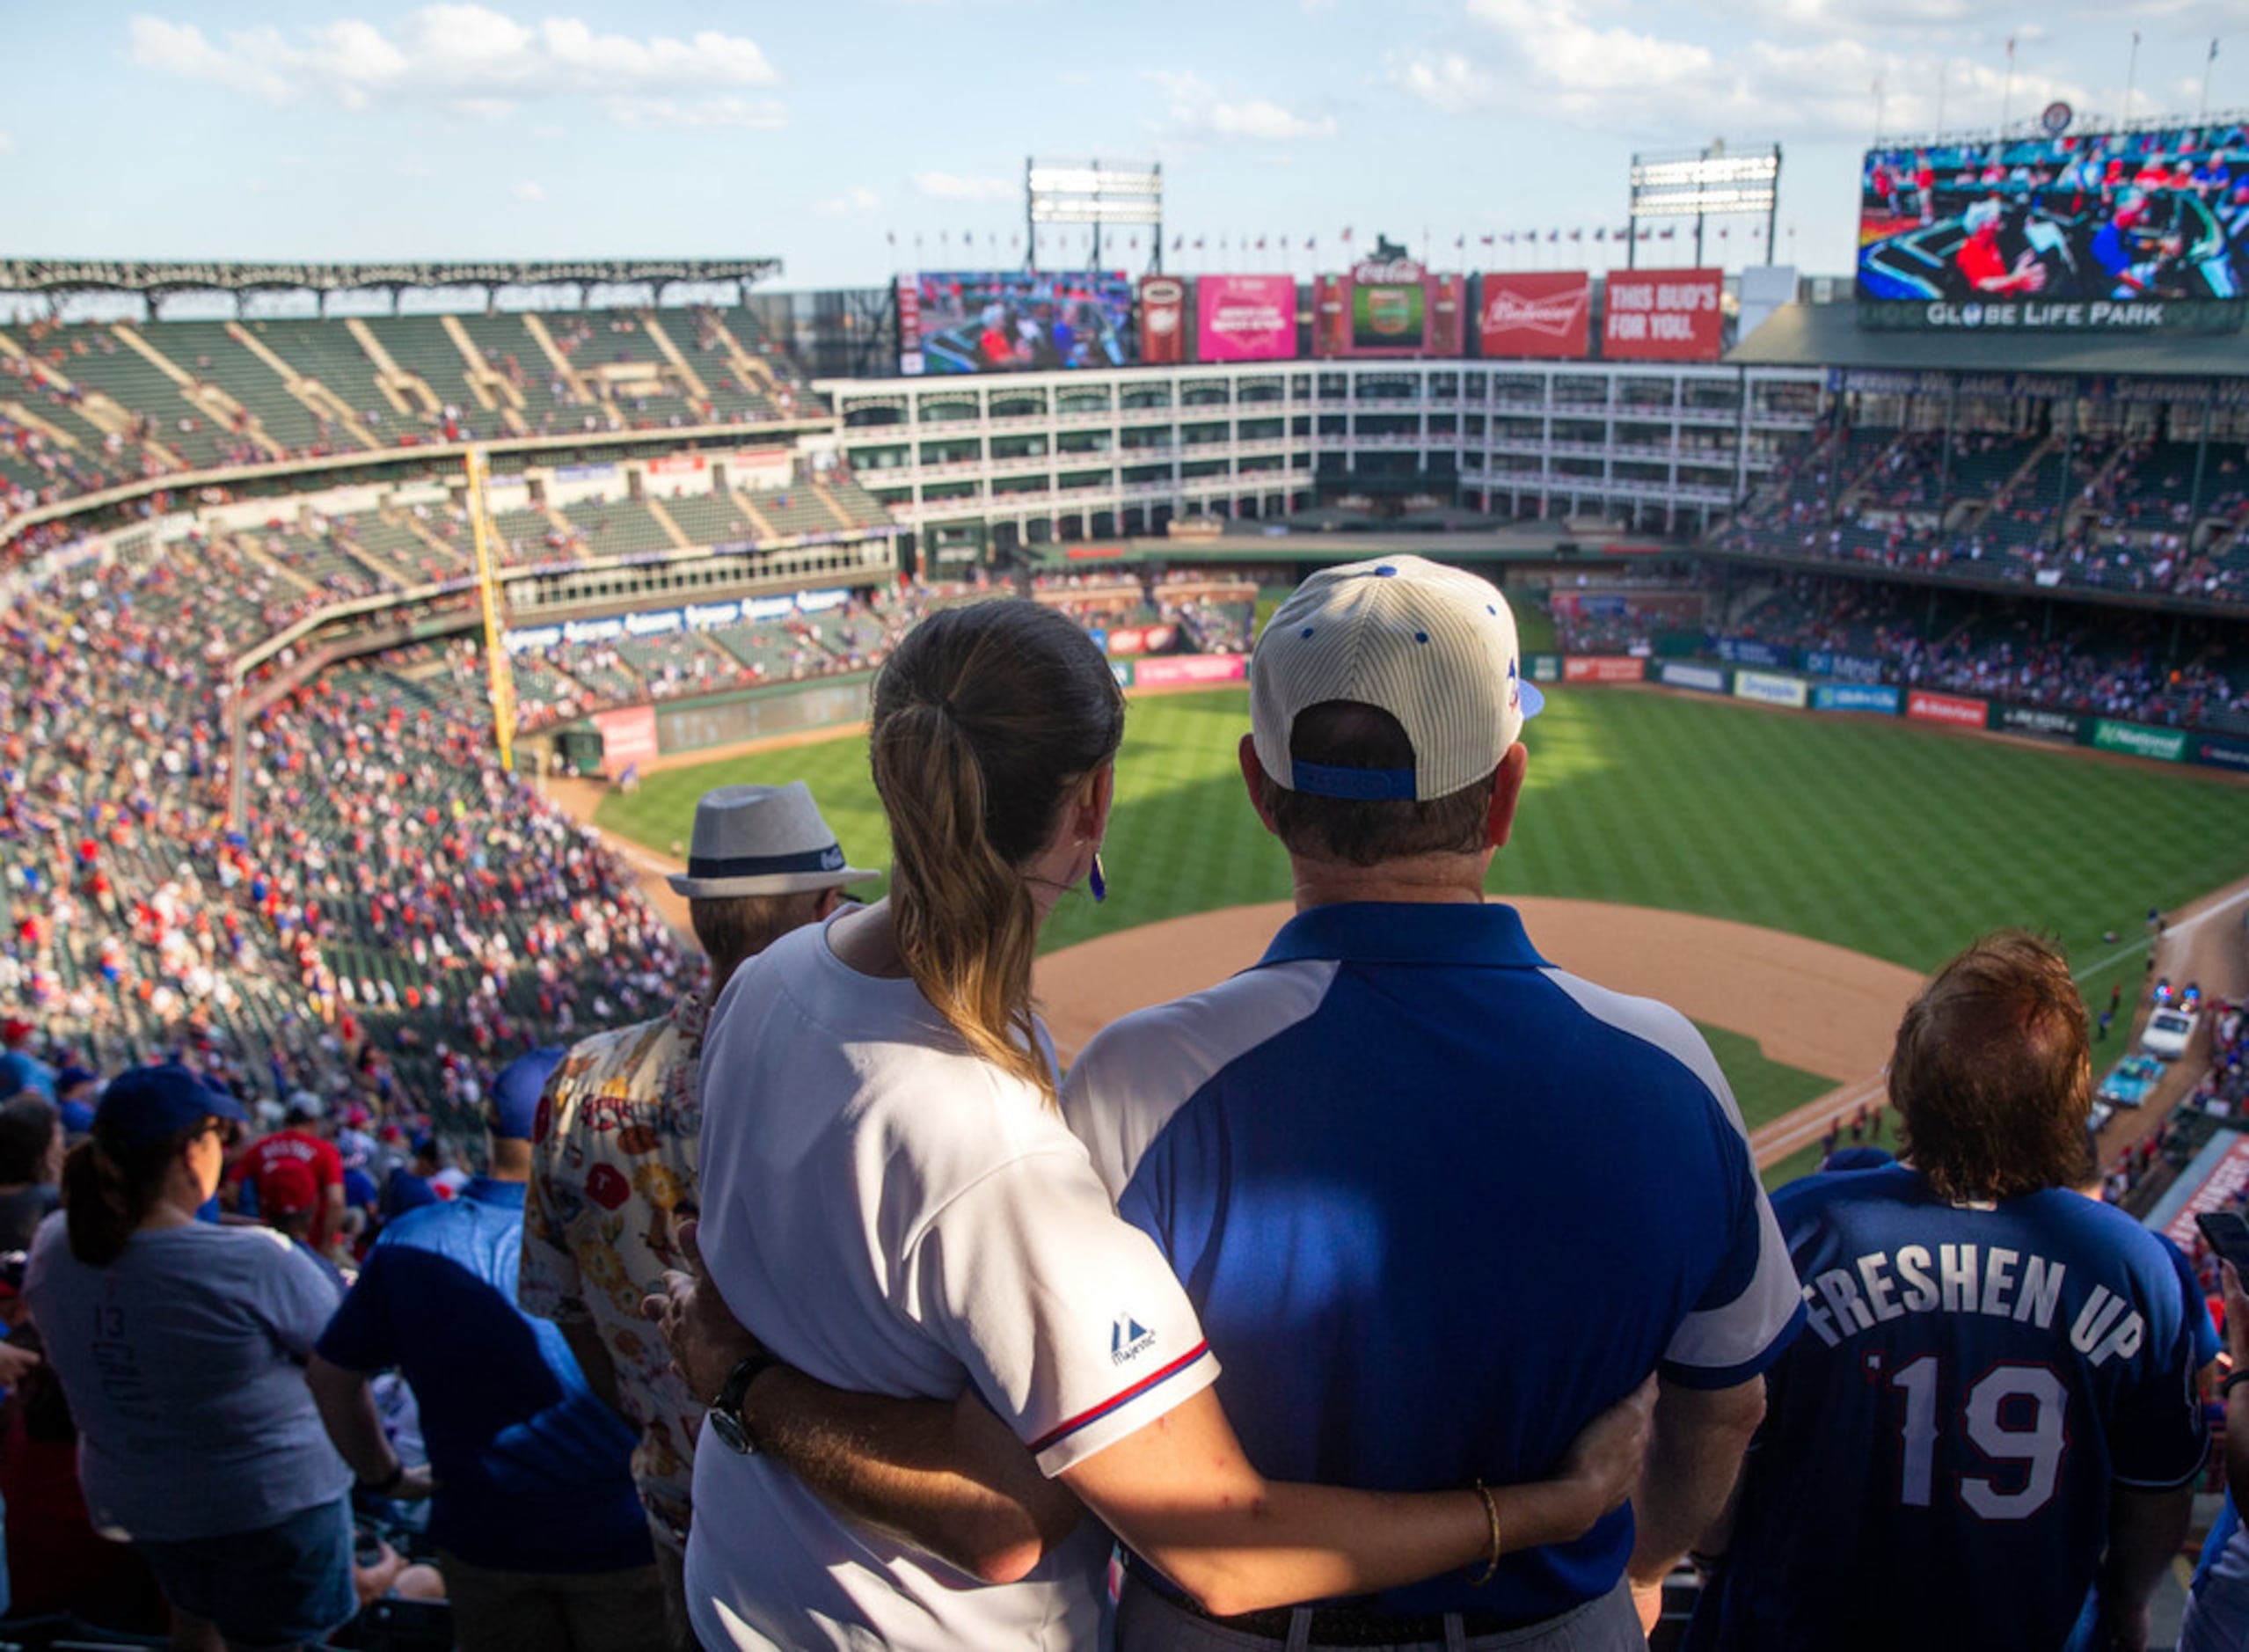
(1113, 1575, 1647, 1652)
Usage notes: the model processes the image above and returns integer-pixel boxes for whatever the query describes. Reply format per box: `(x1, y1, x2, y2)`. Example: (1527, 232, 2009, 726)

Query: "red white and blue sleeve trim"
(1028, 1341, 1218, 1472)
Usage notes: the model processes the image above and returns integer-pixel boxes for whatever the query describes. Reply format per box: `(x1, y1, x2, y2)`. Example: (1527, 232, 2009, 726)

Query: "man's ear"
(1486, 743, 1529, 849)
(1238, 734, 1280, 836)
(814, 888, 847, 920)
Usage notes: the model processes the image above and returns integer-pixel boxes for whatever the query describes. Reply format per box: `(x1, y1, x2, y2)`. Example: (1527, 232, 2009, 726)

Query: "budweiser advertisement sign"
(1139, 275, 1186, 366)
(1479, 272, 1591, 359)
(1602, 267, 1724, 361)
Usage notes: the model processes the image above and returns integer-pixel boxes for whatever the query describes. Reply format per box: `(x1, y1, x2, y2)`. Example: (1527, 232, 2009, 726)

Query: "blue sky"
(4, 2, 2240, 291)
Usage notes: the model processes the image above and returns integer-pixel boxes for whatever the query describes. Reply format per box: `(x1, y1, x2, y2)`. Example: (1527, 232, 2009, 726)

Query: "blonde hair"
(870, 602, 1124, 1102)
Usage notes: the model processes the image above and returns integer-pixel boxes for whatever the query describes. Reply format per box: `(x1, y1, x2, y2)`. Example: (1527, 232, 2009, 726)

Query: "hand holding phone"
(2195, 1211, 2249, 1276)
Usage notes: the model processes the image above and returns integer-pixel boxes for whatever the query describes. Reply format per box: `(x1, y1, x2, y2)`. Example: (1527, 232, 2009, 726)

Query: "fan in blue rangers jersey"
(1686, 932, 2209, 1652)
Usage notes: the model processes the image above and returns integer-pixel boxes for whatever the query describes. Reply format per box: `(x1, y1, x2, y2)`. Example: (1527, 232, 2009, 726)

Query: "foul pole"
(463, 446, 516, 773)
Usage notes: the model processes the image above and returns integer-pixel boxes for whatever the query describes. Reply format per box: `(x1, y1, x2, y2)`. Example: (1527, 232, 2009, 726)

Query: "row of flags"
(883, 225, 1756, 252)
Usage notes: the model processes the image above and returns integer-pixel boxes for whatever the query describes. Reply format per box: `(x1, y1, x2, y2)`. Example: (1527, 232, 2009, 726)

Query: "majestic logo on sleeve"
(1111, 1314, 1157, 1364)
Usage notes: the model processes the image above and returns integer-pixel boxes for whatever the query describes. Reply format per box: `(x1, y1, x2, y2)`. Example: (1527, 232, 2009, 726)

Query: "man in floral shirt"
(518, 783, 873, 1650)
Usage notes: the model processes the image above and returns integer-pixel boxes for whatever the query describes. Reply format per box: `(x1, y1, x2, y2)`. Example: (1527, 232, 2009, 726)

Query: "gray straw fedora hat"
(665, 782, 879, 899)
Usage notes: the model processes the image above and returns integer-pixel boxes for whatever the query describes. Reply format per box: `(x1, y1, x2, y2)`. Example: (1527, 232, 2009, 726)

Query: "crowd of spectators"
(1721, 421, 2249, 605)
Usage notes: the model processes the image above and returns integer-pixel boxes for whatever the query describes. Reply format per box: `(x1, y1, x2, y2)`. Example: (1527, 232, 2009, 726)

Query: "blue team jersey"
(315, 1176, 649, 1574)
(1690, 1166, 2209, 1652)
(1063, 902, 1803, 1624)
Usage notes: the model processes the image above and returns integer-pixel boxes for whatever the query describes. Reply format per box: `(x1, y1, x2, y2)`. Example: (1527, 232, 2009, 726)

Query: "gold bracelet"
(1466, 1479, 1501, 1587)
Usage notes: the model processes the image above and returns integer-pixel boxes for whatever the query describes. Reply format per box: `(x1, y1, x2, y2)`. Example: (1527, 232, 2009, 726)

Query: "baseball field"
(592, 684, 2249, 1187)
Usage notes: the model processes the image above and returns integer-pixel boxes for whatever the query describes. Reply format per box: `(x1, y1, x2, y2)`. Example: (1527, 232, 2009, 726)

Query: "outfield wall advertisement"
(1563, 655, 1647, 684)
(1994, 704, 2082, 743)
(1814, 683, 1902, 713)
(2194, 735, 2249, 774)
(1135, 654, 1247, 688)
(2090, 720, 2188, 762)
(1907, 689, 1990, 727)
(1658, 662, 1730, 693)
(1602, 268, 1725, 361)
(1477, 272, 1591, 360)
(1195, 274, 1297, 362)
(1734, 671, 1809, 709)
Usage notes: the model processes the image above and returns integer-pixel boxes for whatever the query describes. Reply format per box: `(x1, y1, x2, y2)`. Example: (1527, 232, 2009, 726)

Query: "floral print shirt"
(520, 995, 705, 1547)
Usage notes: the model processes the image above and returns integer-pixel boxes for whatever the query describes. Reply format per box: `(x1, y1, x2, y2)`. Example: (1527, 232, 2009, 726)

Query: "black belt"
(1121, 1553, 1557, 1647)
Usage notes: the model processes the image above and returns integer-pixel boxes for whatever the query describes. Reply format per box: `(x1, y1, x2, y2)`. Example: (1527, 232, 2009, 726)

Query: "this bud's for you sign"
(1603, 269, 1724, 360)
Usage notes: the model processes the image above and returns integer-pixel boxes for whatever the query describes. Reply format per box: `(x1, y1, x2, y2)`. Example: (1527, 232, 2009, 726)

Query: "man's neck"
(1290, 852, 1493, 910)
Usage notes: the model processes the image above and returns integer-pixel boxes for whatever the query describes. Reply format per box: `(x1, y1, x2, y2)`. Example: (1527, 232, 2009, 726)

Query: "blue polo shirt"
(315, 1176, 649, 1574)
(1062, 901, 1802, 1623)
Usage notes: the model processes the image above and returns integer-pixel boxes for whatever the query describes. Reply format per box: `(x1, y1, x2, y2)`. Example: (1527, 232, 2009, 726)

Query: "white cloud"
(817, 186, 881, 217)
(1150, 70, 1337, 142)
(126, 7, 783, 127)
(513, 179, 544, 201)
(0, 131, 14, 156)
(914, 171, 1016, 201)
(1386, 0, 2085, 138)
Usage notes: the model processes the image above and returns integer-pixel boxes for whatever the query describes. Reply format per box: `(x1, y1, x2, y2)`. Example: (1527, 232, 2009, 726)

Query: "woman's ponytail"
(870, 602, 1125, 1105)
(62, 1125, 199, 1267)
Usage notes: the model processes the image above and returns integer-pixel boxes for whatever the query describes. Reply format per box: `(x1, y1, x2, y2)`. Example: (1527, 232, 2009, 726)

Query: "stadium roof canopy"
(1728, 301, 2249, 379)
(0, 258, 783, 296)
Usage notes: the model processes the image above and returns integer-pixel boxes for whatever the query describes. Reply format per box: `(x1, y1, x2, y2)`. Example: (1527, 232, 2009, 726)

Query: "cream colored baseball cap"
(1250, 555, 1542, 801)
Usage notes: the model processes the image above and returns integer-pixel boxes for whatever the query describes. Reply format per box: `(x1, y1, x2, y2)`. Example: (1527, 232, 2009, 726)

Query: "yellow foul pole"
(464, 445, 516, 772)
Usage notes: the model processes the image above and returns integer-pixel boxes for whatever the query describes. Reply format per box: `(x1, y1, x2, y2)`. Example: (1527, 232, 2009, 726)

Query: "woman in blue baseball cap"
(26, 1065, 365, 1651)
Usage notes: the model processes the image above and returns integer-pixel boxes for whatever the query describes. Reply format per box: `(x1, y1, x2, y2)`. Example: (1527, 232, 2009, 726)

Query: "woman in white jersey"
(687, 600, 1645, 1650)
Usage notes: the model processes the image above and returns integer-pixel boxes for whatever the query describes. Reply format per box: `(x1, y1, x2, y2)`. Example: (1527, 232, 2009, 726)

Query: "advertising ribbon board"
(2090, 720, 2187, 763)
(1906, 690, 1990, 727)
(1734, 671, 1809, 709)
(1602, 268, 1724, 361)
(1477, 272, 1591, 360)
(1526, 654, 1563, 683)
(1562, 655, 1647, 684)
(1658, 662, 1729, 693)
(2165, 1137, 2249, 1251)
(1813, 683, 1902, 713)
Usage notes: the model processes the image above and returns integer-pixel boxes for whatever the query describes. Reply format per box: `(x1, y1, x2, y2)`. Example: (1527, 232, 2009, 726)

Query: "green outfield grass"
(602, 685, 2249, 972)
(598, 684, 2249, 1184)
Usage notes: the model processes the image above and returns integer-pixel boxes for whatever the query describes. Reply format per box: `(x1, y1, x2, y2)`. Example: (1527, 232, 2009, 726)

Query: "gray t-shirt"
(25, 1212, 353, 1541)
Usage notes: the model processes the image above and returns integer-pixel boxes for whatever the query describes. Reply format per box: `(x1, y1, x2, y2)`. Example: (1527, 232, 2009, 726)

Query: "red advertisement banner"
(1428, 274, 1466, 357)
(1194, 274, 1296, 362)
(1562, 655, 1647, 684)
(1104, 625, 1177, 658)
(1134, 654, 1247, 689)
(1479, 272, 1591, 360)
(1602, 267, 1724, 361)
(594, 705, 659, 772)
(1139, 275, 1187, 366)
(1906, 690, 1990, 727)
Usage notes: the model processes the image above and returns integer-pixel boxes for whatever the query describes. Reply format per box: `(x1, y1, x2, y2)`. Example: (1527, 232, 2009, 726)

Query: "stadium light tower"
(1627, 142, 1783, 266)
(1026, 157, 1163, 273)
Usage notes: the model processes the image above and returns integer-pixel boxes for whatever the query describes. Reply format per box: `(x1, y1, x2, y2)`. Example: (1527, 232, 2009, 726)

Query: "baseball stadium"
(8, 11, 2249, 1648)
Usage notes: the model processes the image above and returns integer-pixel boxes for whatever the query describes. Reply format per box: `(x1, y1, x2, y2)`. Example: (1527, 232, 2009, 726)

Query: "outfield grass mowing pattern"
(602, 687, 2249, 976)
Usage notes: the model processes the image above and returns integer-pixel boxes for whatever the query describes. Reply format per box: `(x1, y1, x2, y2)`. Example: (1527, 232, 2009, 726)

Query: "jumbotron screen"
(898, 270, 1135, 374)
(1858, 122, 2249, 331)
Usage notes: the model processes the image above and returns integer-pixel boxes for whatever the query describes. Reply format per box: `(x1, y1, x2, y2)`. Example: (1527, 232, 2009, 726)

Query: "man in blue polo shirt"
(309, 1049, 663, 1651)
(1057, 556, 1801, 1648)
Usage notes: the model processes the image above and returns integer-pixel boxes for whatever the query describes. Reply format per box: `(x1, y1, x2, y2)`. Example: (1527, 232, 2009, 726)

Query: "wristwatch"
(706, 1350, 787, 1455)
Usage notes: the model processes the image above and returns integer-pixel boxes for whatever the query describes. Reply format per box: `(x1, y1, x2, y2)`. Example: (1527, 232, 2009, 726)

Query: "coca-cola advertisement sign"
(1194, 274, 1296, 362)
(1602, 267, 1725, 361)
(1139, 275, 1186, 366)
(1479, 272, 1591, 359)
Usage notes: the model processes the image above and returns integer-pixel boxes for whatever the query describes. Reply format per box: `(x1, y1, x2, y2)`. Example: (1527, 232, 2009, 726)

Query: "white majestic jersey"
(688, 914, 1218, 1651)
